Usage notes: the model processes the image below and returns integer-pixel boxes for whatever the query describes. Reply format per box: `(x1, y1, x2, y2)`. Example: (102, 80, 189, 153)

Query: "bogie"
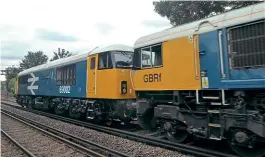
(16, 96, 137, 126)
(135, 89, 265, 157)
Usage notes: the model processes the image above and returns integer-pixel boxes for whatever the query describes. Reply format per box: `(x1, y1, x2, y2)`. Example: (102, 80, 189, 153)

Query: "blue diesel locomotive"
(15, 44, 137, 125)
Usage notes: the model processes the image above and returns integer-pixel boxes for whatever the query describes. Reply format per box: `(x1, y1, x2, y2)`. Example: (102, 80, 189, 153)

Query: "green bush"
(8, 77, 16, 94)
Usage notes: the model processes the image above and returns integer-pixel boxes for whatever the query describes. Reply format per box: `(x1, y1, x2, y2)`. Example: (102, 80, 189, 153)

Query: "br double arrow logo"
(27, 73, 39, 95)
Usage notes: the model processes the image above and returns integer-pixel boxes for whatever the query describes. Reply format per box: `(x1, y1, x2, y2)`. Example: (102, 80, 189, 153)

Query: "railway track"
(1, 130, 35, 157)
(1, 112, 103, 157)
(1, 108, 130, 157)
(1, 100, 240, 157)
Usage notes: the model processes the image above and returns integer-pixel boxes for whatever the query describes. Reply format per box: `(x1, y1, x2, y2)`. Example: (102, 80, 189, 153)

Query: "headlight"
(121, 81, 127, 94)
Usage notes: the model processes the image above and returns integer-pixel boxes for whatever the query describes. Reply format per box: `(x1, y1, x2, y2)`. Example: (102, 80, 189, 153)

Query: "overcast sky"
(0, 0, 171, 81)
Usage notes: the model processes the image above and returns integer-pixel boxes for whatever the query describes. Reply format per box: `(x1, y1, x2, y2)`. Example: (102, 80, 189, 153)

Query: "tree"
(7, 77, 16, 94)
(153, 1, 262, 26)
(3, 66, 21, 92)
(50, 48, 73, 61)
(1, 81, 7, 91)
(4, 66, 21, 81)
(20, 51, 48, 70)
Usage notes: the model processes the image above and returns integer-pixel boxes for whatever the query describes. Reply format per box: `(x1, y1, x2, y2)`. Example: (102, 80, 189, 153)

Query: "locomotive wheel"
(122, 118, 132, 126)
(68, 106, 74, 118)
(229, 141, 265, 157)
(164, 121, 189, 143)
(54, 105, 64, 115)
(17, 99, 24, 107)
(105, 119, 113, 126)
(137, 109, 157, 130)
(164, 122, 189, 143)
(27, 98, 34, 109)
(69, 106, 80, 119)
(27, 103, 33, 109)
(228, 131, 265, 157)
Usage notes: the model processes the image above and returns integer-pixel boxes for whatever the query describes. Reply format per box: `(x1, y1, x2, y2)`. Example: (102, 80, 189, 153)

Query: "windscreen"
(113, 51, 133, 68)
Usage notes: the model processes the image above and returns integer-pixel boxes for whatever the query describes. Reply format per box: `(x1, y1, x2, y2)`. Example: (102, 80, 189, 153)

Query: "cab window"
(98, 52, 113, 69)
(113, 51, 133, 68)
(133, 44, 162, 69)
(133, 49, 141, 69)
(90, 57, 95, 69)
(141, 47, 152, 68)
(151, 45, 162, 66)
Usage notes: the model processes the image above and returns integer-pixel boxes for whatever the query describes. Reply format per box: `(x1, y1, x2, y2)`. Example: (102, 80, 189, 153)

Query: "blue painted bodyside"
(199, 29, 265, 90)
(18, 60, 87, 98)
(19, 84, 30, 95)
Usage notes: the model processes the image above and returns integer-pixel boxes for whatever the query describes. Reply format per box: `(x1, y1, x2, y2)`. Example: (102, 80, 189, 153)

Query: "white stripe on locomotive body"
(133, 2, 265, 49)
(18, 44, 133, 76)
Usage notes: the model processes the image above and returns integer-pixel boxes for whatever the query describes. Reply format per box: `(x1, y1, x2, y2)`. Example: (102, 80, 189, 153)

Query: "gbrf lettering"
(143, 73, 161, 83)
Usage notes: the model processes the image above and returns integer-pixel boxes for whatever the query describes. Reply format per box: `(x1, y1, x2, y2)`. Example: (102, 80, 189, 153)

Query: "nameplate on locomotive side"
(143, 73, 161, 83)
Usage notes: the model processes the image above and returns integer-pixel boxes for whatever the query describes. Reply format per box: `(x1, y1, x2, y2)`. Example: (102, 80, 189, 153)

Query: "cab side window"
(133, 49, 141, 69)
(140, 44, 162, 68)
(98, 52, 113, 69)
(141, 47, 152, 68)
(151, 45, 162, 66)
(90, 57, 95, 69)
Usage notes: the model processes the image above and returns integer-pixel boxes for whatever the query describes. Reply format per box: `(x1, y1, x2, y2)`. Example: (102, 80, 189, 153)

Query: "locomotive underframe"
(136, 89, 265, 156)
(16, 95, 137, 125)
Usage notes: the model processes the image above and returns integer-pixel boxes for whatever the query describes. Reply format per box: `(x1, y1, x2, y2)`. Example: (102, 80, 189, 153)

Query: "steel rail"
(1, 101, 239, 157)
(1, 111, 110, 157)
(1, 108, 132, 157)
(1, 129, 37, 157)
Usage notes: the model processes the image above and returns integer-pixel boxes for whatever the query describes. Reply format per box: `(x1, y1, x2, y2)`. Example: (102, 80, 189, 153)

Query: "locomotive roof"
(18, 44, 133, 76)
(134, 2, 265, 49)
(89, 44, 133, 56)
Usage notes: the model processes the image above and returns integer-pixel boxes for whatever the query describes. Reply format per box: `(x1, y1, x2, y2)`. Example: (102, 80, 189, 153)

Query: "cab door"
(87, 55, 97, 97)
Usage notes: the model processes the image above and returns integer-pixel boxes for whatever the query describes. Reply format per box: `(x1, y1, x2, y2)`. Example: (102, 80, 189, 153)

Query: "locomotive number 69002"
(59, 86, 71, 93)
